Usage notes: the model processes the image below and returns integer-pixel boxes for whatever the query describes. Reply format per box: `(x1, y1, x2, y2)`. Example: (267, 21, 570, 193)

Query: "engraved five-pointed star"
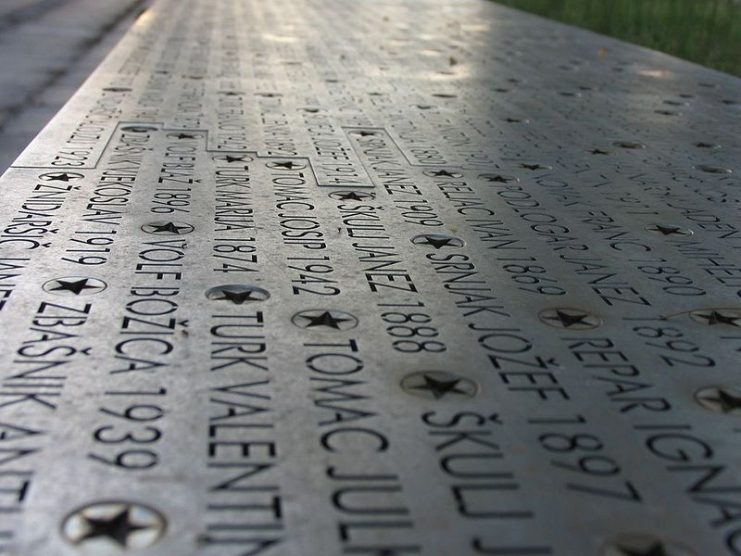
(221, 155, 248, 163)
(147, 222, 191, 234)
(352, 130, 377, 137)
(417, 236, 458, 249)
(335, 192, 370, 201)
(702, 390, 741, 413)
(299, 311, 352, 329)
(590, 148, 610, 155)
(216, 289, 264, 304)
(652, 225, 685, 236)
(700, 389, 741, 413)
(49, 279, 99, 295)
(545, 310, 590, 328)
(696, 311, 741, 327)
(429, 169, 459, 178)
(76, 507, 147, 547)
(617, 541, 671, 556)
(172, 133, 197, 139)
(412, 375, 467, 400)
(482, 174, 516, 183)
(520, 163, 548, 171)
(271, 161, 303, 170)
(43, 172, 78, 182)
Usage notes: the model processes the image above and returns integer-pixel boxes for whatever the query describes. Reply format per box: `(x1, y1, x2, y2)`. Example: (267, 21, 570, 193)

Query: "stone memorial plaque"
(1, 0, 740, 554)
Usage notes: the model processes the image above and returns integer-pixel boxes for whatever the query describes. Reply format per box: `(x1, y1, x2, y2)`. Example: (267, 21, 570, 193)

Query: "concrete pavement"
(0, 0, 147, 173)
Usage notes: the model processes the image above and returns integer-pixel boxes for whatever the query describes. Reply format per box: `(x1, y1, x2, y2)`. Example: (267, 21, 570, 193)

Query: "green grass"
(493, 0, 741, 76)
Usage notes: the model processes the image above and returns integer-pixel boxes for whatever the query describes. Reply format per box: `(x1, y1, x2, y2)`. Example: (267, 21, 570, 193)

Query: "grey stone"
(0, 0, 739, 554)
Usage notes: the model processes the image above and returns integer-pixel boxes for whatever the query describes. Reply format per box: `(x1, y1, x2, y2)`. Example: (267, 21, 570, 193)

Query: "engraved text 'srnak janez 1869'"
(0, 0, 740, 554)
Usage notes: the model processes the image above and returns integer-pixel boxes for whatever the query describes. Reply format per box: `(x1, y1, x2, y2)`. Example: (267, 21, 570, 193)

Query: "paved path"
(0, 0, 146, 173)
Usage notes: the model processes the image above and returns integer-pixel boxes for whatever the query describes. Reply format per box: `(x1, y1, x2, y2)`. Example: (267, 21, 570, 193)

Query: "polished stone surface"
(0, 0, 739, 554)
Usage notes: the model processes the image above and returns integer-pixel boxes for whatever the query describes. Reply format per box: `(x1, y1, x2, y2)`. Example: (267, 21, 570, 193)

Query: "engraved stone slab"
(1, 0, 740, 554)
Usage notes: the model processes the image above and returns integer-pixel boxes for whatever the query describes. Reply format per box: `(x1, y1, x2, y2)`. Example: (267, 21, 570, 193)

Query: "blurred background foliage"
(493, 0, 741, 76)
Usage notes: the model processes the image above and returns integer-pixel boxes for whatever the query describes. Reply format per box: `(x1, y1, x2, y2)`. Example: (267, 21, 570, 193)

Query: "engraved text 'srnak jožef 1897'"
(0, 0, 740, 554)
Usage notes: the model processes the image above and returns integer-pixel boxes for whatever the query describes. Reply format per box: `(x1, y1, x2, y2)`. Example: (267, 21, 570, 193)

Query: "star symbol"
(268, 161, 305, 170)
(401, 371, 478, 401)
(332, 191, 373, 201)
(143, 222, 193, 235)
(480, 174, 517, 183)
(694, 142, 719, 149)
(505, 117, 528, 123)
(170, 133, 197, 140)
(351, 130, 377, 137)
(649, 225, 689, 236)
(292, 309, 358, 331)
(550, 310, 588, 327)
(299, 311, 353, 329)
(219, 91, 243, 96)
(47, 279, 102, 295)
(425, 169, 462, 178)
(256, 92, 281, 97)
(693, 310, 741, 327)
(40, 172, 82, 182)
(412, 234, 462, 249)
(219, 155, 248, 163)
(214, 288, 267, 305)
(520, 163, 549, 171)
(77, 507, 147, 547)
(701, 389, 741, 413)
(540, 308, 600, 330)
(590, 148, 610, 155)
(62, 502, 166, 550)
(412, 375, 467, 400)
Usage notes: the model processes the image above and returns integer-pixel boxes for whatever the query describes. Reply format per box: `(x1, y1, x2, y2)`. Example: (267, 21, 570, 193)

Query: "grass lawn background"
(493, 0, 741, 77)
